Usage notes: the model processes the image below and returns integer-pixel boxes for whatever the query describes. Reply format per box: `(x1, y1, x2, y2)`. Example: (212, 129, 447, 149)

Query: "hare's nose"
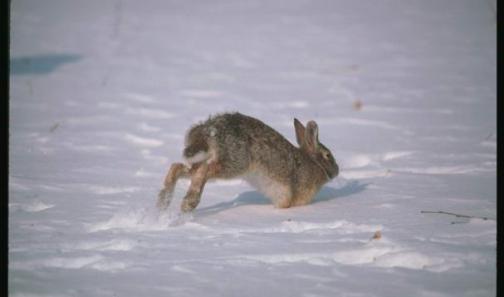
(333, 163, 339, 178)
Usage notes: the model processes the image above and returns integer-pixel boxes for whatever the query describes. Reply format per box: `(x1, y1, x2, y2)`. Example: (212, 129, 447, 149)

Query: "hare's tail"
(183, 141, 210, 165)
(184, 150, 208, 164)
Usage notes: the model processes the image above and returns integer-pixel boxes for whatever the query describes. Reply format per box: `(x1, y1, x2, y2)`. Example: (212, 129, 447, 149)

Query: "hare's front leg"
(157, 163, 189, 210)
(181, 162, 209, 213)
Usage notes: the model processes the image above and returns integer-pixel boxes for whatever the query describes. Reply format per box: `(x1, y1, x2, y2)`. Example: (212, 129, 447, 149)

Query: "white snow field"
(9, 0, 496, 296)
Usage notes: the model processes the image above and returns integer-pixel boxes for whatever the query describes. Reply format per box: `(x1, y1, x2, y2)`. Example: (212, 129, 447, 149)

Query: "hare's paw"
(181, 193, 202, 213)
(157, 188, 174, 211)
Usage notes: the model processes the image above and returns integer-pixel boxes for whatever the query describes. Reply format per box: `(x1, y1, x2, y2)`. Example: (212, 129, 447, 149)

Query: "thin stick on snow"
(420, 210, 495, 221)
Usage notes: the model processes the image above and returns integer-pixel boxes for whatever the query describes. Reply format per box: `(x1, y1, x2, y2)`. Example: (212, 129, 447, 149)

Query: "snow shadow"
(10, 54, 81, 75)
(313, 180, 369, 204)
(196, 180, 368, 216)
(196, 191, 270, 216)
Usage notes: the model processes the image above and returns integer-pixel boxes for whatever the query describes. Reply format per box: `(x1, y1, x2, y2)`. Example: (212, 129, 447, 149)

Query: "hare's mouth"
(330, 164, 339, 178)
(324, 163, 339, 180)
(313, 159, 338, 180)
(326, 169, 337, 179)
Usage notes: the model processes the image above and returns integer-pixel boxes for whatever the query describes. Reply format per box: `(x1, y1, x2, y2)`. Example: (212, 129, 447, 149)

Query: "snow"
(9, 0, 495, 296)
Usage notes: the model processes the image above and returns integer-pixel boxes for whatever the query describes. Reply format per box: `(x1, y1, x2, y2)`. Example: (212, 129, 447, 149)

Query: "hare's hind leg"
(157, 163, 189, 210)
(181, 162, 209, 213)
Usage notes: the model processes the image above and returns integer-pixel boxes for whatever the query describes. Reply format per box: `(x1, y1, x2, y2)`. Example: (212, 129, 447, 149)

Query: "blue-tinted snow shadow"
(196, 180, 368, 217)
(313, 180, 369, 203)
(10, 54, 82, 75)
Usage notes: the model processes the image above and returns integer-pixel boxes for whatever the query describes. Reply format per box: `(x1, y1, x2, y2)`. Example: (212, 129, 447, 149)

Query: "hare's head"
(294, 118, 339, 179)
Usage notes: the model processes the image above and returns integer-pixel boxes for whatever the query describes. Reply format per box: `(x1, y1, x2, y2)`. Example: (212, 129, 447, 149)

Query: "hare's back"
(210, 113, 294, 148)
(217, 113, 298, 170)
(185, 112, 300, 181)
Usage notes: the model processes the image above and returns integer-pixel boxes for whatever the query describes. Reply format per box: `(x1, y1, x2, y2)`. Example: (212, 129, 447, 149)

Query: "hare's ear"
(294, 118, 305, 147)
(305, 121, 319, 152)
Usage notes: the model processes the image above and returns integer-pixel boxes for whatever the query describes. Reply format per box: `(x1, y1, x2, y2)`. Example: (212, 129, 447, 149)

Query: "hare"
(157, 112, 339, 212)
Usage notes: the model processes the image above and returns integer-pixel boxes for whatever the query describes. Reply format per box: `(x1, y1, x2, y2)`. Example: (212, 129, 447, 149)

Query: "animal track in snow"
(98, 101, 123, 109)
(89, 185, 141, 195)
(65, 239, 137, 251)
(346, 154, 373, 168)
(89, 260, 129, 272)
(339, 118, 402, 130)
(160, 218, 464, 272)
(341, 151, 492, 177)
(43, 255, 105, 269)
(9, 201, 54, 212)
(382, 151, 414, 161)
(265, 220, 381, 235)
(480, 140, 496, 149)
(63, 142, 114, 153)
(124, 133, 163, 148)
(137, 122, 161, 133)
(9, 178, 31, 191)
(86, 207, 196, 233)
(394, 165, 490, 175)
(124, 107, 174, 119)
(134, 168, 157, 178)
(179, 89, 224, 99)
(340, 169, 392, 179)
(319, 117, 411, 134)
(270, 101, 310, 109)
(343, 151, 414, 169)
(364, 105, 454, 115)
(122, 92, 156, 103)
(66, 115, 115, 126)
(172, 220, 383, 237)
(139, 149, 169, 163)
(339, 151, 413, 179)
(226, 241, 458, 272)
(11, 255, 129, 272)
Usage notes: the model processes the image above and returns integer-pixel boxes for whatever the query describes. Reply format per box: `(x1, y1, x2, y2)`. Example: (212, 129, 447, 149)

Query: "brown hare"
(157, 112, 339, 212)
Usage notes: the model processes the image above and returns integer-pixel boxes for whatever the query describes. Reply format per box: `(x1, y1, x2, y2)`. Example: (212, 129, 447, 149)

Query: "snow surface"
(9, 0, 496, 296)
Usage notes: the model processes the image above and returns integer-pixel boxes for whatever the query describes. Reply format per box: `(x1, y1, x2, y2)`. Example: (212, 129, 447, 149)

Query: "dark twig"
(421, 210, 495, 221)
(484, 132, 495, 140)
(49, 122, 60, 133)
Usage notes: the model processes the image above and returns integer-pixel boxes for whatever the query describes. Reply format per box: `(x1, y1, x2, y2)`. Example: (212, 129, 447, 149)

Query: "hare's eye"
(322, 151, 329, 160)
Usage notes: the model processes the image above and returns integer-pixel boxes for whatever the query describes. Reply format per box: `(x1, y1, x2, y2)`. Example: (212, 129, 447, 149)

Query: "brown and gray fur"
(157, 112, 339, 212)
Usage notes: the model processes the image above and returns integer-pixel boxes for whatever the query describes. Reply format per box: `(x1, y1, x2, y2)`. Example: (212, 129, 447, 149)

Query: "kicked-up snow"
(9, 0, 496, 296)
